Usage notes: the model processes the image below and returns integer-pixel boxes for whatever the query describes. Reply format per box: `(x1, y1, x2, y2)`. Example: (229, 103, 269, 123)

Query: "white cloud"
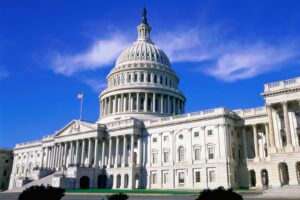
(82, 79, 107, 93)
(50, 24, 300, 86)
(205, 43, 297, 82)
(155, 28, 299, 82)
(51, 34, 130, 76)
(0, 66, 9, 79)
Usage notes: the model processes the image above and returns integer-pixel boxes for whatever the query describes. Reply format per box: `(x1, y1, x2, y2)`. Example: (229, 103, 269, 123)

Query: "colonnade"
(100, 92, 185, 117)
(40, 134, 143, 170)
(267, 100, 300, 151)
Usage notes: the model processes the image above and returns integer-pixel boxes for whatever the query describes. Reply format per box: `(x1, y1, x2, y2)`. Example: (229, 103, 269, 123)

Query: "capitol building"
(8, 10, 300, 191)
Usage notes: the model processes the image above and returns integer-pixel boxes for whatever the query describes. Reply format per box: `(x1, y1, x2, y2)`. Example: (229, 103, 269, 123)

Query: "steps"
(5, 171, 61, 193)
(263, 185, 300, 198)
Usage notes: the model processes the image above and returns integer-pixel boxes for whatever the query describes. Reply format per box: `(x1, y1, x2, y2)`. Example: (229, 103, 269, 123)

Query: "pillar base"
(285, 145, 294, 152)
(269, 146, 277, 154)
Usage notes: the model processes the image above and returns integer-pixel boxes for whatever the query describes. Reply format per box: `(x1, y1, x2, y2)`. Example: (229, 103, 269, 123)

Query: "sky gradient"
(1, 0, 300, 148)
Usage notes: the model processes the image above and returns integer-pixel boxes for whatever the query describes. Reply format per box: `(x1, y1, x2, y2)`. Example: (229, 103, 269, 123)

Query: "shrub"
(196, 186, 243, 200)
(106, 193, 129, 200)
(18, 185, 65, 200)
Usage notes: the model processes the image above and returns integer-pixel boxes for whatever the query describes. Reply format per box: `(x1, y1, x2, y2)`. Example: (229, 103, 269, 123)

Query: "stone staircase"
(5, 171, 61, 193)
(263, 185, 300, 198)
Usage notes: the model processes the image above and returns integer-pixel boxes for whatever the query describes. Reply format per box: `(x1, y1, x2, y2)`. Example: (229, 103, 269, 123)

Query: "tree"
(196, 186, 243, 200)
(18, 185, 65, 200)
(106, 193, 129, 200)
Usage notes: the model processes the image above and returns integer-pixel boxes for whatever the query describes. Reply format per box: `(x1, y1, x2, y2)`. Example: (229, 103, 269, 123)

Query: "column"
(282, 101, 293, 149)
(102, 140, 106, 166)
(264, 123, 270, 157)
(51, 145, 57, 169)
(63, 143, 68, 167)
(129, 93, 132, 112)
(87, 138, 92, 166)
(93, 137, 99, 168)
(160, 95, 164, 114)
(137, 93, 140, 111)
(70, 142, 74, 165)
(120, 94, 124, 112)
(40, 148, 45, 169)
(57, 144, 62, 168)
(144, 93, 148, 112)
(45, 148, 49, 168)
(137, 136, 142, 166)
(172, 97, 176, 115)
(242, 127, 248, 163)
(81, 139, 86, 166)
(122, 135, 127, 167)
(74, 140, 80, 166)
(108, 138, 112, 167)
(130, 135, 134, 166)
(267, 104, 276, 151)
(253, 125, 259, 160)
(115, 136, 119, 168)
(109, 96, 112, 114)
(113, 95, 117, 113)
(153, 93, 156, 112)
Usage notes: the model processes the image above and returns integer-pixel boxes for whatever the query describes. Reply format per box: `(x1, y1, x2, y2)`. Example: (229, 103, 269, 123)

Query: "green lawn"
(66, 189, 199, 195)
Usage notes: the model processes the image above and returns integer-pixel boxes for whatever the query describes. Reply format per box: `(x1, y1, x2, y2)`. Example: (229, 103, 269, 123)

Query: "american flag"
(77, 92, 83, 99)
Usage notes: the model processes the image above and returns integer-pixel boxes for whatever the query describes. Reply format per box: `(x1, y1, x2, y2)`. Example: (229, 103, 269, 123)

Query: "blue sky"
(1, 0, 300, 148)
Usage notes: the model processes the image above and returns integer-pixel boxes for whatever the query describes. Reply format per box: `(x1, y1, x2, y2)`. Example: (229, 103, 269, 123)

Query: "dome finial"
(142, 7, 148, 24)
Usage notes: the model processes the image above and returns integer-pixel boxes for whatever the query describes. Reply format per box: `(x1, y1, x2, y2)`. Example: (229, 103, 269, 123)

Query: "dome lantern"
(137, 7, 152, 43)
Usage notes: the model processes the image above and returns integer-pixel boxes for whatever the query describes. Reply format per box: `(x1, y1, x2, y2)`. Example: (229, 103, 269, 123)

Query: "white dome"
(115, 42, 171, 67)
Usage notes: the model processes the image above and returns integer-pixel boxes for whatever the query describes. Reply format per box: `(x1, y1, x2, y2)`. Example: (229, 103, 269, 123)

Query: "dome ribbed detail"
(115, 42, 171, 67)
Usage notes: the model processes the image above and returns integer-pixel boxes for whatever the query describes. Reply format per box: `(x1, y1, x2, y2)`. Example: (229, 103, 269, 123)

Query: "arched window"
(178, 146, 185, 162)
(134, 74, 137, 82)
(160, 76, 163, 84)
(154, 75, 157, 83)
(147, 74, 151, 82)
(141, 73, 144, 82)
(128, 74, 131, 83)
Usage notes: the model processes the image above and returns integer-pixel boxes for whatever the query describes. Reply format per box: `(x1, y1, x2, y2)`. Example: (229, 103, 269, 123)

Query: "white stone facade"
(8, 10, 300, 191)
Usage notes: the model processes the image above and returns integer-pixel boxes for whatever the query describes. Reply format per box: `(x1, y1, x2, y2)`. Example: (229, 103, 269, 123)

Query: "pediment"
(54, 120, 96, 137)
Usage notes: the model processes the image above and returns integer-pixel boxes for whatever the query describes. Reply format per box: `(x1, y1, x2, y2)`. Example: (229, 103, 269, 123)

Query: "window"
(194, 132, 199, 138)
(238, 148, 242, 160)
(154, 75, 157, 83)
(163, 136, 168, 141)
(178, 146, 185, 162)
(178, 172, 185, 184)
(207, 130, 213, 136)
(128, 74, 131, 83)
(163, 172, 168, 184)
(3, 170, 7, 176)
(208, 147, 214, 159)
(194, 148, 200, 161)
(209, 170, 216, 182)
(152, 173, 157, 184)
(178, 134, 183, 139)
(195, 171, 201, 183)
(134, 74, 137, 82)
(152, 137, 157, 143)
(232, 147, 236, 159)
(141, 73, 144, 82)
(152, 152, 158, 163)
(147, 74, 151, 82)
(163, 151, 169, 163)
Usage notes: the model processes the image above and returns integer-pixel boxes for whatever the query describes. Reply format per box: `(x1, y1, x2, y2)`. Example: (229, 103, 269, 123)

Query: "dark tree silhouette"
(196, 186, 243, 200)
(106, 193, 129, 200)
(18, 185, 65, 200)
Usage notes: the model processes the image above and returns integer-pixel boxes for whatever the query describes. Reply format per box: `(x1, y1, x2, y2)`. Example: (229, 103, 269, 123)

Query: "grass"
(66, 188, 253, 195)
(66, 188, 199, 195)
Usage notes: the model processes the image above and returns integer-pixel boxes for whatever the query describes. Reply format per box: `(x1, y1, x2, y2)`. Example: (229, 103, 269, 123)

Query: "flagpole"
(80, 92, 83, 121)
